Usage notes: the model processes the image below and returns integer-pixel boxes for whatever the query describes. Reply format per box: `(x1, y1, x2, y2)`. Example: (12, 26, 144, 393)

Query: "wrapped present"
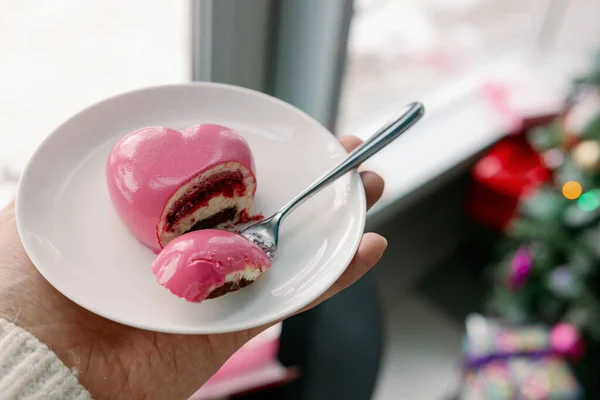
(467, 80, 559, 230)
(460, 315, 582, 400)
(463, 324, 550, 367)
(461, 357, 582, 400)
(465, 129, 552, 230)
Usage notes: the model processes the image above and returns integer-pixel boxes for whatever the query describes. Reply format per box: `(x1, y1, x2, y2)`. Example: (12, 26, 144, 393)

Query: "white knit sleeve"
(0, 319, 91, 400)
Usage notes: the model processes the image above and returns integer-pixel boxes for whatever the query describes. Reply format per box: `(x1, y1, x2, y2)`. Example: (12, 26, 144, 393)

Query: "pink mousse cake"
(106, 124, 256, 253)
(152, 230, 271, 301)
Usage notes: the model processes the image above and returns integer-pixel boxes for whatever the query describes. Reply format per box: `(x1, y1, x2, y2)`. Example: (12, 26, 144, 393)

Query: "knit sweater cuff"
(0, 319, 91, 400)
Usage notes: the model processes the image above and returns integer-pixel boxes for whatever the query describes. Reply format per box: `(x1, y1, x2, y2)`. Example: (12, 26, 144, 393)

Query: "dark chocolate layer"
(189, 207, 238, 231)
(206, 277, 255, 299)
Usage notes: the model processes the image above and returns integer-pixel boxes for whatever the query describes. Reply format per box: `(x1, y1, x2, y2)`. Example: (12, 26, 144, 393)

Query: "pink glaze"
(151, 230, 271, 302)
(106, 124, 255, 253)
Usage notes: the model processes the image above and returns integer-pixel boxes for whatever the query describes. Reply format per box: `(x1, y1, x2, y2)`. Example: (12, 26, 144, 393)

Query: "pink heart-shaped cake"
(106, 124, 257, 253)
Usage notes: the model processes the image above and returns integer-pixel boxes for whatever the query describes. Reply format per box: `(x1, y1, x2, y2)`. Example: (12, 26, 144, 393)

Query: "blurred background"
(2, 0, 600, 399)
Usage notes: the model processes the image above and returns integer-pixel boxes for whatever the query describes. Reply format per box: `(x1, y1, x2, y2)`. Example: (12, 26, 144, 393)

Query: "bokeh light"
(578, 190, 600, 211)
(562, 181, 582, 200)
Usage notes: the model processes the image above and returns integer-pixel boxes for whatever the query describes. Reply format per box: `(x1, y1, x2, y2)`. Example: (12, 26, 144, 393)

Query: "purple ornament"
(509, 247, 532, 289)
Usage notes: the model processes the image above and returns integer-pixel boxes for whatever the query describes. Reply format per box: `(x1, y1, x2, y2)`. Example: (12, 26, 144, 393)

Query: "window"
(2, 0, 599, 212)
(338, 0, 547, 132)
(0, 0, 190, 172)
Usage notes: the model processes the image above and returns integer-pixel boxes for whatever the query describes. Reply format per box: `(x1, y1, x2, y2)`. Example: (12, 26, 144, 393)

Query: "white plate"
(15, 83, 366, 334)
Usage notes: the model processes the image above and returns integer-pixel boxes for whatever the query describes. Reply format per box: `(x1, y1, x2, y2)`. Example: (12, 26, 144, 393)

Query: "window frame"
(193, 0, 353, 132)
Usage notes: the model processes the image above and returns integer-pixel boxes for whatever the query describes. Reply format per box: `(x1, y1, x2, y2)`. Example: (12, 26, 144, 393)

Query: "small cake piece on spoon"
(106, 124, 257, 253)
(151, 230, 271, 303)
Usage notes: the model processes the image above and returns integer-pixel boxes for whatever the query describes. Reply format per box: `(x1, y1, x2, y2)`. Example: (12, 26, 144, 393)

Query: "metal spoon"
(242, 102, 425, 259)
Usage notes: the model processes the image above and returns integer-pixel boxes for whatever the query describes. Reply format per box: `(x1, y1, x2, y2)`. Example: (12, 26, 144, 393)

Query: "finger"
(361, 171, 384, 210)
(339, 135, 362, 152)
(339, 137, 385, 208)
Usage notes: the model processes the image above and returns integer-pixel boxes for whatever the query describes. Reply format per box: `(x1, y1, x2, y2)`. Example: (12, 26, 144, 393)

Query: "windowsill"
(354, 48, 589, 227)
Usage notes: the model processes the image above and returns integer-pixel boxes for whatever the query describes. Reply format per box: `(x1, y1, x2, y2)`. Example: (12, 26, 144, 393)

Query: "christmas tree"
(486, 54, 600, 396)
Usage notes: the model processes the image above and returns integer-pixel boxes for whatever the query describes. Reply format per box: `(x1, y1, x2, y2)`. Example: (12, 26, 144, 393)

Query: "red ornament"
(550, 322, 585, 360)
(466, 117, 553, 230)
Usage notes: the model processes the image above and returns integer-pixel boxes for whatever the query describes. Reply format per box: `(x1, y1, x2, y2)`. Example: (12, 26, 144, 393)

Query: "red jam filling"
(165, 171, 246, 231)
(239, 210, 264, 223)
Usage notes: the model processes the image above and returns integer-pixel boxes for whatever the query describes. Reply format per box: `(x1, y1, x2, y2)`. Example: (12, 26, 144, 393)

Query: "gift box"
(465, 116, 554, 230)
(460, 315, 582, 400)
(461, 357, 582, 400)
(463, 324, 550, 367)
(466, 81, 558, 230)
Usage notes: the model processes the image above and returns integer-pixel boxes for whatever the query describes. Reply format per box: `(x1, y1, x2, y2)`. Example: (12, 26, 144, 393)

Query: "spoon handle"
(276, 102, 425, 220)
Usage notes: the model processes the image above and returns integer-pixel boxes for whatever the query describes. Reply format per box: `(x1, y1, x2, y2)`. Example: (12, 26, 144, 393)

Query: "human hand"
(0, 136, 387, 400)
